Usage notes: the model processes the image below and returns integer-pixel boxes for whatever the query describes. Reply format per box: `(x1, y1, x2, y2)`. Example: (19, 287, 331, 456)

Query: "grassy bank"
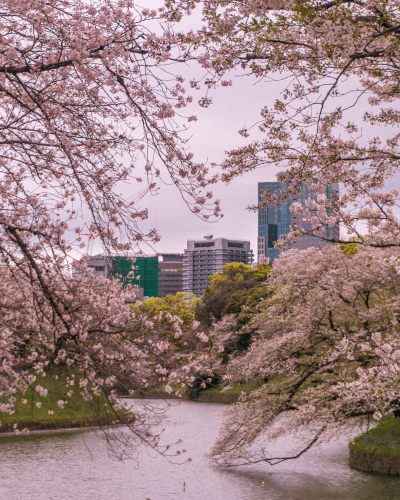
(349, 416, 400, 459)
(0, 369, 121, 433)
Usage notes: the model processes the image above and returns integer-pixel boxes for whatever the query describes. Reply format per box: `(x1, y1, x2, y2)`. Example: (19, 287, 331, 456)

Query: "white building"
(183, 236, 254, 297)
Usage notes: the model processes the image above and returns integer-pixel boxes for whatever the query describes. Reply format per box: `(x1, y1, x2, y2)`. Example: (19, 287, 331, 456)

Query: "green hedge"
(349, 416, 400, 459)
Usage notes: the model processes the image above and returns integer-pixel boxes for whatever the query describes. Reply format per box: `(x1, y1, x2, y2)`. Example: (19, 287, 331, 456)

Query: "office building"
(82, 255, 113, 279)
(183, 236, 254, 297)
(258, 182, 340, 262)
(158, 254, 183, 297)
(74, 255, 158, 298)
(112, 256, 158, 298)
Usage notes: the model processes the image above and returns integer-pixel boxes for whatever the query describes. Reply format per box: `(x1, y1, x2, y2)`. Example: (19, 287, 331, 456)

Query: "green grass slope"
(0, 369, 120, 433)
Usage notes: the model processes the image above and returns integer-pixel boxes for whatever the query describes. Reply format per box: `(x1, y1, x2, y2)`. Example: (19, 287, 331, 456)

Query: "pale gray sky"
(83, 3, 286, 257)
(87, 68, 284, 257)
(139, 77, 282, 256)
(85, 6, 400, 258)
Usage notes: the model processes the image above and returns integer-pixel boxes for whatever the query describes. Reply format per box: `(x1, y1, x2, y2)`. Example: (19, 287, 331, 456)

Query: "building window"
(268, 224, 278, 248)
(194, 242, 215, 248)
(88, 265, 105, 272)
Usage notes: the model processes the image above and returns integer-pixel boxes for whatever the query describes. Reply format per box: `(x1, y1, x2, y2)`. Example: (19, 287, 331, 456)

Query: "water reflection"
(0, 400, 398, 500)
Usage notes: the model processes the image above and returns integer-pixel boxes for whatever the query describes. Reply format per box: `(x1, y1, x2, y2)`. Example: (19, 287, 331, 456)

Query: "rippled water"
(0, 400, 398, 500)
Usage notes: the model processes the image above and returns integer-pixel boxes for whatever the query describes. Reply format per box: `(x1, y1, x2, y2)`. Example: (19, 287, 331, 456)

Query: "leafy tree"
(251, 264, 272, 283)
(134, 292, 200, 328)
(232, 284, 270, 332)
(340, 238, 362, 257)
(207, 263, 255, 293)
(195, 279, 253, 326)
(196, 262, 271, 327)
(208, 262, 271, 292)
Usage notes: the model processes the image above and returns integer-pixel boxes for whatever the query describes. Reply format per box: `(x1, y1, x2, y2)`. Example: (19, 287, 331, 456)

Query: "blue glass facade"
(257, 182, 339, 262)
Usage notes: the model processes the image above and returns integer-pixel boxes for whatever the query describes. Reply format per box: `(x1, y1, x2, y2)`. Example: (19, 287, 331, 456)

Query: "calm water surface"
(0, 400, 398, 500)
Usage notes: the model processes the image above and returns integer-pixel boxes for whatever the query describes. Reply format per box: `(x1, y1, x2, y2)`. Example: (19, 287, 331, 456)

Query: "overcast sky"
(139, 82, 281, 256)
(85, 6, 400, 259)
(86, 66, 284, 257)
(80, 5, 289, 258)
(87, 69, 400, 258)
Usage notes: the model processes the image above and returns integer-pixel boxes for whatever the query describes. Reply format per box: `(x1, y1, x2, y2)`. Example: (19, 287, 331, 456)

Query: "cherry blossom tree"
(0, 0, 221, 449)
(175, 0, 400, 248)
(1, 264, 190, 455)
(207, 246, 400, 465)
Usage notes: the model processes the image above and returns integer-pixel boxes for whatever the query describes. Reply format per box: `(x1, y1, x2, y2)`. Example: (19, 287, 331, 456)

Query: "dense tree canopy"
(208, 246, 400, 465)
(134, 292, 200, 328)
(195, 262, 271, 327)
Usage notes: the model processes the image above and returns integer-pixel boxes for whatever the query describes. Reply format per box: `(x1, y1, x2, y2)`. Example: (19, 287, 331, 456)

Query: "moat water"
(0, 400, 398, 500)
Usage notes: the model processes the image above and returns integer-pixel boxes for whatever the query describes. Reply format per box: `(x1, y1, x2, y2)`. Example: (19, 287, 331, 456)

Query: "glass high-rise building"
(258, 182, 339, 262)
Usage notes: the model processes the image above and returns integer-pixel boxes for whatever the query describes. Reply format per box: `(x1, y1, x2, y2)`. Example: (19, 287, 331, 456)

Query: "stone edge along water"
(349, 450, 400, 475)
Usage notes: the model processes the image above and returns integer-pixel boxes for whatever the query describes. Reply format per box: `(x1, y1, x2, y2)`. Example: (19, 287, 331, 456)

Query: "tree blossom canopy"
(208, 246, 400, 465)
(0, 0, 221, 449)
(173, 0, 400, 248)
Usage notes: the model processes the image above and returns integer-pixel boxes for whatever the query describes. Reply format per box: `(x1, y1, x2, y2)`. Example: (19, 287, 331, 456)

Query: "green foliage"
(196, 280, 255, 326)
(208, 262, 271, 294)
(196, 262, 271, 327)
(251, 264, 272, 282)
(133, 292, 199, 327)
(234, 285, 270, 331)
(339, 237, 363, 256)
(340, 242, 359, 256)
(349, 416, 400, 458)
(208, 262, 254, 293)
(0, 369, 118, 432)
(199, 283, 270, 330)
(224, 290, 254, 316)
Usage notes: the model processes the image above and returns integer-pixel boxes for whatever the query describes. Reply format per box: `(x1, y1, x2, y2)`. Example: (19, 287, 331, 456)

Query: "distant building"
(83, 255, 113, 279)
(258, 182, 340, 262)
(183, 237, 254, 297)
(73, 255, 158, 298)
(112, 256, 158, 298)
(158, 254, 183, 297)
